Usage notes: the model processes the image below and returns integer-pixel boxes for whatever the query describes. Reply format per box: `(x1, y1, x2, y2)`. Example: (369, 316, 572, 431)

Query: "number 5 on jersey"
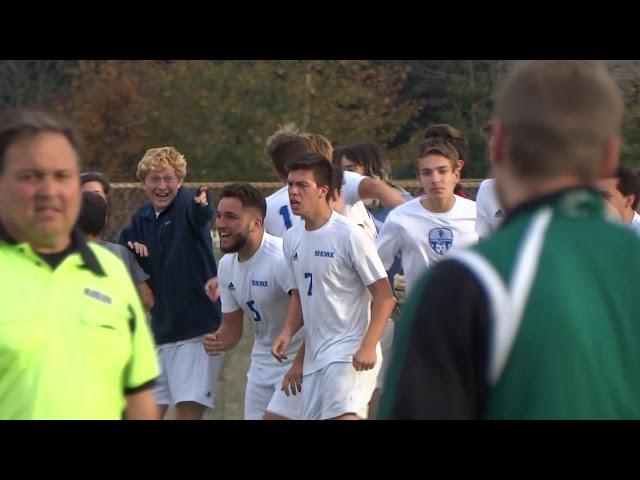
(246, 301, 262, 322)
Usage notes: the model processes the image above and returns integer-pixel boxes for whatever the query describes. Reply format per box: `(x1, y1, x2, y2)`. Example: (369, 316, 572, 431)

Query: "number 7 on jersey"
(304, 272, 313, 296)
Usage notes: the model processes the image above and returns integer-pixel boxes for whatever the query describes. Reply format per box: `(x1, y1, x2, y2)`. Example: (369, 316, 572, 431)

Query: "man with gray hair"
(381, 61, 640, 419)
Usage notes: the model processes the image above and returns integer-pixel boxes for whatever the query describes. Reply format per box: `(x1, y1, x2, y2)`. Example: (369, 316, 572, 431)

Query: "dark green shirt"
(381, 187, 640, 420)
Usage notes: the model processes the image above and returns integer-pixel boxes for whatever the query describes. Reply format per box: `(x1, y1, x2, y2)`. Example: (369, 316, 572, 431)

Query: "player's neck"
(501, 174, 584, 212)
(238, 229, 264, 262)
(304, 203, 333, 231)
(622, 209, 635, 225)
(421, 194, 455, 213)
(86, 234, 102, 243)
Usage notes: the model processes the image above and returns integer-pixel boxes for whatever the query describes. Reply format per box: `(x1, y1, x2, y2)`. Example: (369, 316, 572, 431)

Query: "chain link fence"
(108, 180, 483, 238)
(108, 179, 482, 419)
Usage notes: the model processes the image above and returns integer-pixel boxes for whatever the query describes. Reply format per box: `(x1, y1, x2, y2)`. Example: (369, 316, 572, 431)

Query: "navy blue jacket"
(120, 187, 221, 344)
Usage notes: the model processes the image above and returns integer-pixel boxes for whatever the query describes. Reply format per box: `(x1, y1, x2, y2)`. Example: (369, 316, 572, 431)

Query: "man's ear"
(625, 193, 636, 211)
(319, 184, 329, 200)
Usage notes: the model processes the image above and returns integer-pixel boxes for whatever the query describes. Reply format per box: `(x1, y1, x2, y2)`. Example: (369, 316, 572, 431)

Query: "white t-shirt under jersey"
(264, 186, 303, 238)
(376, 195, 478, 294)
(341, 171, 378, 241)
(629, 211, 640, 235)
(218, 233, 303, 377)
(475, 178, 504, 238)
(283, 211, 387, 375)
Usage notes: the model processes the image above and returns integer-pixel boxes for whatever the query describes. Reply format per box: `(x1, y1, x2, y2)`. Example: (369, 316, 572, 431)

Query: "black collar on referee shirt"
(0, 222, 106, 276)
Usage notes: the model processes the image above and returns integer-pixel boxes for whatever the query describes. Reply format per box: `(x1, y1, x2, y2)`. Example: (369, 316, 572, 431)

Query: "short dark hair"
(80, 171, 111, 196)
(417, 138, 460, 166)
(424, 124, 469, 162)
(613, 165, 640, 210)
(270, 139, 310, 179)
(218, 183, 267, 219)
(0, 109, 81, 173)
(333, 142, 390, 181)
(285, 153, 333, 201)
(266, 124, 334, 180)
(331, 163, 344, 201)
(77, 192, 108, 236)
(265, 123, 310, 179)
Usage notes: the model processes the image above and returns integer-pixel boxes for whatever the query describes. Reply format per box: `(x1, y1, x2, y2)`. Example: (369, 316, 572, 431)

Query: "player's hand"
(271, 335, 291, 362)
(127, 241, 149, 258)
(281, 360, 303, 397)
(353, 345, 377, 371)
(194, 186, 209, 206)
(204, 277, 220, 302)
(203, 332, 224, 356)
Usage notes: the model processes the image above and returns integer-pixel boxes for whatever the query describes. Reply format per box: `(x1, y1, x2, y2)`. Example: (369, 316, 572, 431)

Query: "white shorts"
(244, 369, 302, 420)
(302, 361, 380, 420)
(153, 336, 224, 408)
(376, 319, 396, 391)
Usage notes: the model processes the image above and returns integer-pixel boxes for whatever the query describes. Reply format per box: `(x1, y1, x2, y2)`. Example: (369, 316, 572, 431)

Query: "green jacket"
(381, 187, 640, 419)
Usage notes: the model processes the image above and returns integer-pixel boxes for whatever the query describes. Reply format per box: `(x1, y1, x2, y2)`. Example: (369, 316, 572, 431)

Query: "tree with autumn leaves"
(57, 60, 421, 181)
(3, 60, 640, 181)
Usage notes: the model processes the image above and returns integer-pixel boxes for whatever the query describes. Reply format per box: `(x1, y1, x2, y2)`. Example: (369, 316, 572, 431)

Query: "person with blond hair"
(120, 146, 223, 420)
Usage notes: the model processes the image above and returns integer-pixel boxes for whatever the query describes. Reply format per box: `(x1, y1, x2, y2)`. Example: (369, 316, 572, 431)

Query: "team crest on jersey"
(495, 209, 504, 218)
(228, 282, 236, 291)
(293, 252, 298, 261)
(429, 227, 453, 255)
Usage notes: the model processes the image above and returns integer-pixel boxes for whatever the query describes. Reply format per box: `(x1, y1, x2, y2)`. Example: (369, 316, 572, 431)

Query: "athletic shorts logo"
(429, 227, 453, 255)
(228, 282, 236, 291)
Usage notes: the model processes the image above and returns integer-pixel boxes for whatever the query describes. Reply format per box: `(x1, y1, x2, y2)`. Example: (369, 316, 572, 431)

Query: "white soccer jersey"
(475, 178, 504, 238)
(265, 186, 303, 238)
(341, 171, 378, 240)
(218, 233, 303, 375)
(376, 195, 478, 294)
(283, 211, 387, 375)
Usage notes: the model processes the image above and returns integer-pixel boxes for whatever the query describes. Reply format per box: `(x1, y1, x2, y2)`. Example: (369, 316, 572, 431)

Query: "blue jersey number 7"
(304, 272, 313, 296)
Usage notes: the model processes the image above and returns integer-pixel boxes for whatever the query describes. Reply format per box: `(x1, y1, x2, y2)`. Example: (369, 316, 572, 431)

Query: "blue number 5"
(279, 205, 293, 230)
(304, 272, 313, 296)
(246, 301, 262, 322)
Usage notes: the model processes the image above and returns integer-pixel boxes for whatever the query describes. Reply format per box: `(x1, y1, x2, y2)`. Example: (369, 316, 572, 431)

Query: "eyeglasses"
(147, 175, 179, 185)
